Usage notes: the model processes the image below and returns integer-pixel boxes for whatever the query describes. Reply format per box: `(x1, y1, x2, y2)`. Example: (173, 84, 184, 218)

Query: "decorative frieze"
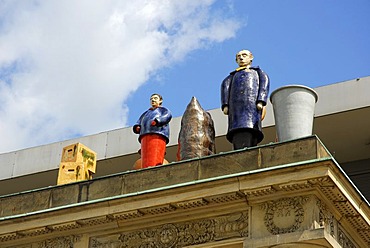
(90, 211, 248, 248)
(215, 211, 248, 239)
(0, 191, 246, 244)
(8, 245, 32, 248)
(37, 235, 81, 248)
(316, 199, 336, 238)
(338, 227, 357, 248)
(10, 235, 82, 248)
(261, 196, 308, 235)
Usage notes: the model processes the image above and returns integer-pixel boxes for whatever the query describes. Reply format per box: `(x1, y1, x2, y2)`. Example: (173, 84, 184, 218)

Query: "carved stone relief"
(37, 235, 81, 248)
(90, 211, 248, 248)
(338, 227, 357, 248)
(316, 199, 336, 238)
(8, 245, 32, 248)
(5, 235, 81, 248)
(7, 236, 81, 248)
(270, 244, 328, 248)
(261, 196, 308, 235)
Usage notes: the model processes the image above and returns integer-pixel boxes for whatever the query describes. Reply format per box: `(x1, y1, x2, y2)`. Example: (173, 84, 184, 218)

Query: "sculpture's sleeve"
(133, 111, 146, 134)
(221, 74, 232, 111)
(256, 68, 270, 106)
(155, 107, 172, 126)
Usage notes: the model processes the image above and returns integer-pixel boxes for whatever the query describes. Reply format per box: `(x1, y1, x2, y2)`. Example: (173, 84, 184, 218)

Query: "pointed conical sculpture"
(177, 97, 216, 160)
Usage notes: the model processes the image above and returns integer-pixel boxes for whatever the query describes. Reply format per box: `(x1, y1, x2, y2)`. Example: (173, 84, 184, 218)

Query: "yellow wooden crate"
(57, 143, 97, 185)
(60, 143, 97, 173)
(57, 162, 92, 185)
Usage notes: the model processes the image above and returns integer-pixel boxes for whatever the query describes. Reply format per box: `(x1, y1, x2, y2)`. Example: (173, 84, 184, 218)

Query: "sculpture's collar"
(230, 66, 260, 75)
(234, 65, 260, 72)
(235, 66, 248, 71)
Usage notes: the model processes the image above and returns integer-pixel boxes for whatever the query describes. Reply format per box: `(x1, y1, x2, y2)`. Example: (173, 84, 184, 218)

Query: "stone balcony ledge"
(0, 135, 334, 219)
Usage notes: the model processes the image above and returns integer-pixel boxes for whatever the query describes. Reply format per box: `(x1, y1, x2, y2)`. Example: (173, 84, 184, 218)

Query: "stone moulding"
(244, 185, 277, 197)
(175, 197, 209, 209)
(111, 210, 143, 220)
(16, 227, 51, 237)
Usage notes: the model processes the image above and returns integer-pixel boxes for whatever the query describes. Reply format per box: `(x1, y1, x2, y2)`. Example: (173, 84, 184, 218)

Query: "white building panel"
(0, 152, 15, 180)
(105, 127, 140, 159)
(12, 142, 65, 177)
(73, 132, 108, 160)
(315, 77, 370, 116)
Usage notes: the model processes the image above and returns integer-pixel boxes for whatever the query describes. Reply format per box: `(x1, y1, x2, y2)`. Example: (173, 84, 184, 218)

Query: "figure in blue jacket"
(221, 50, 270, 149)
(133, 93, 172, 168)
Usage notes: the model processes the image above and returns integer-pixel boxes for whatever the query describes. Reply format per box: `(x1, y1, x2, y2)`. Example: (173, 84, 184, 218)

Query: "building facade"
(0, 77, 369, 247)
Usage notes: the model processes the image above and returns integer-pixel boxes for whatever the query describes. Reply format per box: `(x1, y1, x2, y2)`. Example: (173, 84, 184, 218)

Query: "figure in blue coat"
(221, 50, 270, 150)
(133, 93, 172, 168)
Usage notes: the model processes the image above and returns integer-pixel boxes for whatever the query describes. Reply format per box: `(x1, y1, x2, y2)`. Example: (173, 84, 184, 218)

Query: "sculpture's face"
(236, 50, 253, 67)
(150, 94, 162, 108)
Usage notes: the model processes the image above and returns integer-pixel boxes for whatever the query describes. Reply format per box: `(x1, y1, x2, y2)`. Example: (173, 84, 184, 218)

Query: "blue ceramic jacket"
(133, 106, 172, 143)
(221, 66, 270, 143)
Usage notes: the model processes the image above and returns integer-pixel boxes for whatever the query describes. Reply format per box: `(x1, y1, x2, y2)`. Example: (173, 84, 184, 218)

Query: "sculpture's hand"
(223, 106, 229, 115)
(261, 106, 266, 120)
(135, 126, 141, 133)
(256, 102, 263, 111)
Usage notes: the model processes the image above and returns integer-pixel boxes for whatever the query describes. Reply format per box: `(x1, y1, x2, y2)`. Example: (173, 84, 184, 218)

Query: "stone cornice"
(0, 162, 369, 247)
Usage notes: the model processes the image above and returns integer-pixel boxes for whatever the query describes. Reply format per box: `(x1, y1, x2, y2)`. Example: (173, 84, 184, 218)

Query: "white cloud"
(0, 0, 241, 153)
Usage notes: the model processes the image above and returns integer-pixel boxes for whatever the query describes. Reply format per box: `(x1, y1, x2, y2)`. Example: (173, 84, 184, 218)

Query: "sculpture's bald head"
(235, 50, 253, 67)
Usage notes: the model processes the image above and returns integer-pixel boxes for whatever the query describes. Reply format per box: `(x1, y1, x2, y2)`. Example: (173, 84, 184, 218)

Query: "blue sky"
(0, 0, 369, 153)
(127, 0, 370, 125)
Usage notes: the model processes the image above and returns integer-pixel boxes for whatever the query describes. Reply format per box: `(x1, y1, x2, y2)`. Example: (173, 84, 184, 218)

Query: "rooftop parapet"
(0, 135, 331, 218)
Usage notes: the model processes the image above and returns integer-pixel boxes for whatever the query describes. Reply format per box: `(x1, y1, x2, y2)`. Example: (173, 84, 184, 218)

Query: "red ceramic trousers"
(140, 134, 166, 168)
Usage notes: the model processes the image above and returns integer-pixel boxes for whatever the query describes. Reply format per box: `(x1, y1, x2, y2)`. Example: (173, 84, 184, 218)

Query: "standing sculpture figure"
(221, 50, 270, 149)
(133, 93, 172, 168)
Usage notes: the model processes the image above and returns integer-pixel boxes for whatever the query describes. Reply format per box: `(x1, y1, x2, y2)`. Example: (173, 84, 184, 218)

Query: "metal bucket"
(270, 85, 318, 142)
